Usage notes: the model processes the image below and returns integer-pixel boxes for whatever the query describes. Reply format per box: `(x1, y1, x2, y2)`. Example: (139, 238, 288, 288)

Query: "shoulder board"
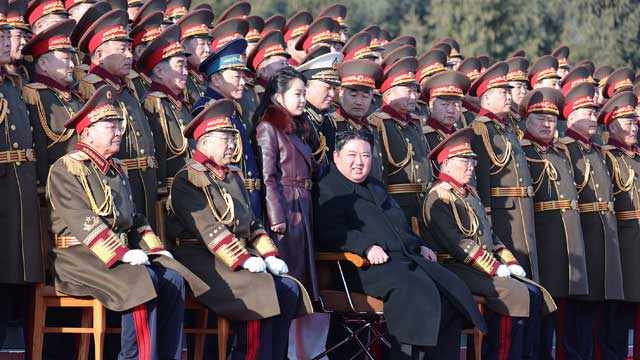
(126, 70, 140, 79)
(331, 111, 345, 123)
(559, 136, 575, 145)
(25, 82, 47, 90)
(417, 99, 427, 106)
(423, 125, 435, 134)
(62, 151, 89, 176)
(146, 91, 166, 99)
(519, 139, 532, 147)
(82, 73, 102, 84)
(187, 161, 211, 187)
(555, 141, 569, 152)
(409, 112, 422, 120)
(370, 110, 391, 120)
(473, 115, 491, 123)
(228, 165, 242, 174)
(428, 182, 455, 205)
(600, 144, 616, 151)
(112, 157, 128, 176)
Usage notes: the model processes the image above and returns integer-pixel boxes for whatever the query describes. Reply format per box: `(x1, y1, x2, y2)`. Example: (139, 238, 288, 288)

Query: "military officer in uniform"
(368, 56, 433, 239)
(469, 62, 540, 282)
(601, 67, 635, 101)
(552, 45, 571, 79)
(0, 0, 43, 349)
(295, 51, 343, 173)
(193, 38, 263, 219)
(519, 88, 590, 359)
(167, 98, 307, 360)
(594, 64, 614, 106)
(529, 55, 561, 90)
(6, 0, 30, 85)
(46, 85, 208, 360)
(424, 128, 553, 360)
(78, 8, 159, 227)
(332, 59, 384, 180)
(282, 11, 312, 67)
(560, 82, 625, 358)
(599, 91, 640, 359)
(25, 0, 68, 34)
(421, 71, 470, 179)
(137, 25, 192, 196)
(245, 29, 290, 99)
(21, 19, 83, 186)
(415, 48, 448, 129)
(176, 8, 213, 109)
(506, 56, 529, 139)
(129, 10, 164, 100)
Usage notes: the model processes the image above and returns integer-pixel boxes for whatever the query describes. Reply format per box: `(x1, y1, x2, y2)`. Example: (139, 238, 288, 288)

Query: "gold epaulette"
(559, 136, 576, 145)
(187, 161, 211, 187)
(79, 73, 102, 100)
(124, 70, 140, 100)
(74, 64, 89, 82)
(429, 182, 456, 205)
(423, 125, 435, 134)
(519, 138, 532, 147)
(471, 115, 491, 124)
(62, 151, 89, 176)
(22, 82, 47, 105)
(367, 110, 391, 130)
(142, 91, 166, 113)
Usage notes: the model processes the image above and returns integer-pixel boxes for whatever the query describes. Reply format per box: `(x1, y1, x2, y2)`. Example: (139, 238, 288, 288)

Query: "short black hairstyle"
(335, 129, 374, 152)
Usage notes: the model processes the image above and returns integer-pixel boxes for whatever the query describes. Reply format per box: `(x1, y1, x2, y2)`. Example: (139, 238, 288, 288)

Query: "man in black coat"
(316, 130, 486, 359)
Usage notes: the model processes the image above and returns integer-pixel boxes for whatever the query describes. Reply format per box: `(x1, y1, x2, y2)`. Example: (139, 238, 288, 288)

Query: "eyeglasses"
(451, 157, 477, 167)
(93, 123, 124, 133)
(209, 133, 237, 144)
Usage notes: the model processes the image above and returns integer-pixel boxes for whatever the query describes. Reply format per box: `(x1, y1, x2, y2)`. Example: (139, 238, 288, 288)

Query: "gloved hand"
(264, 256, 288, 275)
(496, 264, 511, 278)
(242, 256, 266, 273)
(122, 250, 149, 266)
(508, 264, 527, 277)
(155, 250, 174, 259)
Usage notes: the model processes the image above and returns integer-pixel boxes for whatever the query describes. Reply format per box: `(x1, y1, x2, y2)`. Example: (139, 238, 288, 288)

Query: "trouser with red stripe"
(120, 266, 186, 360)
(484, 283, 542, 360)
(230, 276, 300, 360)
(540, 299, 599, 360)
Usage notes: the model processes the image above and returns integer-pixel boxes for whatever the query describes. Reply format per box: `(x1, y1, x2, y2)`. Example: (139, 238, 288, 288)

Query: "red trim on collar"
(150, 81, 185, 106)
(438, 172, 467, 196)
(192, 149, 229, 179)
(608, 137, 640, 154)
(478, 107, 509, 126)
(565, 128, 593, 146)
(336, 105, 368, 127)
(523, 131, 555, 152)
(75, 141, 114, 174)
(34, 74, 74, 93)
(380, 102, 411, 123)
(426, 116, 455, 135)
(88, 64, 124, 87)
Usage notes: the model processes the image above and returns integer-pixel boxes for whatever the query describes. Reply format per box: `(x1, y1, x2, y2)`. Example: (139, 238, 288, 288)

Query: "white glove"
(242, 256, 266, 273)
(496, 264, 511, 278)
(122, 250, 149, 266)
(155, 250, 174, 259)
(508, 264, 527, 277)
(264, 256, 288, 275)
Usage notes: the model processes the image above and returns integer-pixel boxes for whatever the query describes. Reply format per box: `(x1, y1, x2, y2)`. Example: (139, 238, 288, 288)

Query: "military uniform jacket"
(184, 64, 205, 110)
(506, 110, 526, 140)
(142, 85, 192, 194)
(423, 118, 456, 180)
(369, 105, 433, 239)
(167, 154, 311, 320)
(46, 142, 208, 311)
(301, 103, 336, 174)
(331, 107, 384, 181)
(238, 82, 259, 138)
(471, 112, 539, 282)
(521, 136, 589, 297)
(23, 78, 84, 186)
(424, 180, 555, 317)
(316, 165, 487, 346)
(79, 66, 158, 227)
(561, 132, 624, 301)
(192, 87, 262, 218)
(602, 140, 640, 302)
(0, 73, 44, 284)
(127, 69, 151, 102)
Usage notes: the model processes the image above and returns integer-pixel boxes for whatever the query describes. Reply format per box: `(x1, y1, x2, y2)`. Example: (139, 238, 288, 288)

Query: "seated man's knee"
(526, 284, 543, 309)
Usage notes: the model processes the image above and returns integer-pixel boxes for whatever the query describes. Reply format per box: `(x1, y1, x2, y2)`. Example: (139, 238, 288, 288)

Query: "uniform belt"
(386, 182, 431, 194)
(120, 156, 157, 171)
(490, 186, 534, 197)
(175, 238, 201, 246)
(578, 201, 614, 213)
(280, 178, 313, 190)
(0, 148, 36, 164)
(244, 178, 261, 192)
(436, 253, 455, 264)
(534, 200, 577, 212)
(166, 177, 174, 189)
(616, 210, 640, 221)
(54, 236, 82, 248)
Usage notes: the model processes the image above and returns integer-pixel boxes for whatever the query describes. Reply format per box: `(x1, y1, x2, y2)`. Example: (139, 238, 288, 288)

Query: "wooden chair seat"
(320, 290, 384, 314)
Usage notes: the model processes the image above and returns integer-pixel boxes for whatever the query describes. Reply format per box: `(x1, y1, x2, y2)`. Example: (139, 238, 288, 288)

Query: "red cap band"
(75, 103, 120, 134)
(252, 43, 286, 70)
(604, 105, 636, 126)
(341, 74, 376, 89)
(132, 26, 162, 48)
(211, 32, 242, 51)
(142, 41, 185, 76)
(302, 29, 333, 51)
(193, 116, 235, 140)
(31, 35, 73, 58)
(525, 100, 559, 116)
(418, 63, 446, 82)
(563, 95, 595, 119)
(437, 142, 473, 164)
(430, 85, 464, 99)
(344, 45, 373, 61)
(476, 75, 508, 97)
(181, 23, 209, 39)
(28, 0, 65, 25)
(380, 71, 416, 93)
(531, 67, 557, 87)
(284, 24, 307, 41)
(88, 25, 129, 54)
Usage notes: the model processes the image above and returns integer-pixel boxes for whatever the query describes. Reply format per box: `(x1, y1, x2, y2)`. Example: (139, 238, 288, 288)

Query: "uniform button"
(245, 155, 248, 159)
(596, 184, 600, 188)
(235, 220, 239, 225)
(598, 197, 602, 201)
(560, 194, 564, 199)
(516, 163, 520, 168)
(411, 151, 415, 156)
(208, 233, 213, 238)
(6, 109, 10, 114)
(379, 152, 382, 157)
(478, 230, 483, 235)
(415, 165, 419, 169)
(15, 161, 20, 165)
(12, 142, 18, 149)
(122, 180, 126, 185)
(129, 195, 132, 200)
(248, 171, 252, 176)
(419, 193, 425, 198)
(10, 124, 15, 131)
(482, 245, 487, 249)
(417, 178, 422, 182)
(136, 131, 141, 137)
(102, 179, 107, 184)
(0, 93, 4, 98)
(519, 178, 523, 183)
(140, 149, 145, 154)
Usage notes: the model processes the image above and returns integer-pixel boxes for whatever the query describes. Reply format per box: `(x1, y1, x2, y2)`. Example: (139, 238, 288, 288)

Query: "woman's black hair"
(334, 130, 374, 152)
(252, 67, 308, 125)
